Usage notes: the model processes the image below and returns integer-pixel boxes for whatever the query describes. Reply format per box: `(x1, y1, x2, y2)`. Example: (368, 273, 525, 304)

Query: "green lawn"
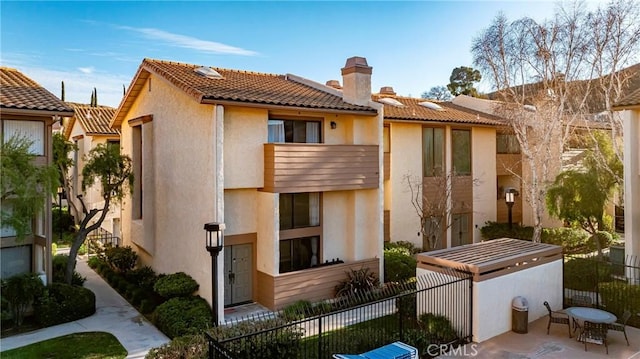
(0, 332, 127, 359)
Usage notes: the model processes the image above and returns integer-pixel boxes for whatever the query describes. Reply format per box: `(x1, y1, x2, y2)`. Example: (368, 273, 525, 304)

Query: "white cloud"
(118, 25, 258, 56)
(78, 66, 95, 74)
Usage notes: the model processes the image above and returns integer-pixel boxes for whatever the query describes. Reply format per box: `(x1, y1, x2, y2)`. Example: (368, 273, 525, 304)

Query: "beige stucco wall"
(224, 107, 267, 189)
(471, 127, 497, 241)
(224, 189, 258, 235)
(119, 74, 218, 305)
(256, 192, 278, 275)
(622, 109, 640, 261)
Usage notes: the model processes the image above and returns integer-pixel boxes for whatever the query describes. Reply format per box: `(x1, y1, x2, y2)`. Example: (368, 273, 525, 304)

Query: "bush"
(384, 241, 422, 255)
(419, 313, 458, 343)
(104, 245, 138, 273)
(599, 281, 640, 327)
(153, 296, 212, 338)
(87, 256, 102, 269)
(52, 254, 86, 285)
(209, 318, 304, 359)
(34, 282, 95, 327)
(154, 272, 199, 299)
(335, 267, 379, 297)
(480, 221, 533, 240)
(53, 208, 75, 234)
(140, 299, 157, 314)
(1, 273, 46, 327)
(384, 248, 417, 283)
(281, 300, 313, 321)
(51, 242, 58, 256)
(145, 334, 207, 359)
(541, 227, 589, 253)
(586, 231, 614, 253)
(126, 266, 158, 292)
(564, 257, 611, 291)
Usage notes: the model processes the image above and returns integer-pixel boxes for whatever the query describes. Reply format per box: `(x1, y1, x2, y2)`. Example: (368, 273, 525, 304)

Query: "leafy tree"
(546, 131, 622, 256)
(1, 136, 58, 240)
(446, 66, 481, 97)
(53, 133, 80, 224)
(65, 143, 133, 284)
(472, 1, 639, 241)
(422, 86, 453, 101)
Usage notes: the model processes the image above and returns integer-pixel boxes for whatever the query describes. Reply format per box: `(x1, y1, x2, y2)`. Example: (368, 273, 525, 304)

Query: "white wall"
(472, 127, 497, 242)
(622, 109, 640, 264)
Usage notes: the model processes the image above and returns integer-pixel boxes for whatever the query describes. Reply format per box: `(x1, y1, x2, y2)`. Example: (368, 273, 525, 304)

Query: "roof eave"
(0, 107, 74, 118)
(201, 98, 378, 115)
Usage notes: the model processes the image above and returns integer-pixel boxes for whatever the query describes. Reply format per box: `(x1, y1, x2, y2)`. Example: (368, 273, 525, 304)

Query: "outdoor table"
(565, 307, 617, 324)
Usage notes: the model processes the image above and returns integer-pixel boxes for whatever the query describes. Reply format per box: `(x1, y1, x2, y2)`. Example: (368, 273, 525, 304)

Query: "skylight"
(378, 97, 404, 107)
(418, 101, 444, 111)
(195, 66, 223, 79)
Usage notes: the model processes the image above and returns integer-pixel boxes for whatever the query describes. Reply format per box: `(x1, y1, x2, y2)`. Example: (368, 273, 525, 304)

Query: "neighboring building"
(62, 103, 120, 238)
(110, 57, 384, 319)
(372, 88, 504, 249)
(0, 67, 74, 282)
(613, 87, 640, 268)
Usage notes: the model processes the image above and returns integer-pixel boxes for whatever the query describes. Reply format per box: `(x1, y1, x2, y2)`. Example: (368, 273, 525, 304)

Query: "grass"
(0, 331, 127, 359)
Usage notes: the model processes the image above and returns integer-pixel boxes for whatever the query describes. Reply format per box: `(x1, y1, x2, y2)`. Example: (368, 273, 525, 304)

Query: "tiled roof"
(613, 87, 640, 109)
(0, 67, 74, 115)
(64, 103, 119, 139)
(112, 59, 376, 127)
(373, 94, 505, 126)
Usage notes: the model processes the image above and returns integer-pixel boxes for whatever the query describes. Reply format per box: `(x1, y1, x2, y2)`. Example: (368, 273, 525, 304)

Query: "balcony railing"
(263, 143, 379, 193)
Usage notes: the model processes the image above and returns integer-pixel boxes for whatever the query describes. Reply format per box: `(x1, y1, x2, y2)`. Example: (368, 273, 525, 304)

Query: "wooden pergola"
(417, 238, 563, 282)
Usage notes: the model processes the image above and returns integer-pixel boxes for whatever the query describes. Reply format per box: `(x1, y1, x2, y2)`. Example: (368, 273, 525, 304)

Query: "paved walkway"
(0, 258, 170, 358)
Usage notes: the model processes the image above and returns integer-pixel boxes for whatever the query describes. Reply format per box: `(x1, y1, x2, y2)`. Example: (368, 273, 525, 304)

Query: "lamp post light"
(505, 189, 515, 230)
(57, 188, 64, 242)
(204, 222, 225, 326)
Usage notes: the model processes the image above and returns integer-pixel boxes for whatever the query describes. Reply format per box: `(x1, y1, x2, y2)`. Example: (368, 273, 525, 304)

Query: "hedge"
(154, 272, 199, 299)
(153, 296, 212, 338)
(34, 283, 96, 326)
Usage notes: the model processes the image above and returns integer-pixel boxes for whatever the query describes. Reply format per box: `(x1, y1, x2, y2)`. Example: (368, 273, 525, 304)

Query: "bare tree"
(471, 0, 640, 242)
(405, 173, 475, 251)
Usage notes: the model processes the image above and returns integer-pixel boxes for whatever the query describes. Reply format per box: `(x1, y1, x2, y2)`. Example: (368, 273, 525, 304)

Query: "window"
(3, 120, 45, 155)
(497, 133, 521, 154)
(451, 213, 471, 247)
(422, 127, 444, 177)
(132, 126, 143, 219)
(268, 119, 321, 143)
(279, 236, 319, 273)
(279, 193, 320, 230)
(452, 129, 471, 175)
(0, 245, 32, 280)
(279, 192, 321, 273)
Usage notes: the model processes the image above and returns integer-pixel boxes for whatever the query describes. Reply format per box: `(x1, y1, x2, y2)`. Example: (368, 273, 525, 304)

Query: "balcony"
(263, 143, 379, 193)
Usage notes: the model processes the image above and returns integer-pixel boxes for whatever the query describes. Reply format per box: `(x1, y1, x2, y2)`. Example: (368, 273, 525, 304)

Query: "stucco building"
(0, 67, 74, 282)
(111, 57, 384, 319)
(63, 103, 120, 238)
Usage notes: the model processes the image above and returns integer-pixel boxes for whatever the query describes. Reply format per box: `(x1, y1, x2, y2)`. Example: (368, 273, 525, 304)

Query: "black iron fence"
(86, 227, 120, 248)
(564, 252, 640, 327)
(207, 268, 473, 359)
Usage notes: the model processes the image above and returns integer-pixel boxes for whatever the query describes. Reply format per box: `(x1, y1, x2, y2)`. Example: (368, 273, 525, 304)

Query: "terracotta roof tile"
(614, 86, 640, 108)
(0, 67, 74, 114)
(64, 103, 119, 139)
(373, 94, 505, 126)
(113, 59, 377, 127)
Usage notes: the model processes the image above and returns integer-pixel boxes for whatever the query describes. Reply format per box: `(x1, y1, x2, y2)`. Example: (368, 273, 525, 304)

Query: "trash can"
(512, 296, 528, 334)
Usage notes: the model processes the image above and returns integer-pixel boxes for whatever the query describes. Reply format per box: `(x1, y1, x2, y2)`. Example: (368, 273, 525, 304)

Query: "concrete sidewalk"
(0, 258, 170, 358)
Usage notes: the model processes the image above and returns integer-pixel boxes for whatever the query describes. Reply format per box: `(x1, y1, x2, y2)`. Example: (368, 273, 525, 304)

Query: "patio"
(442, 316, 640, 358)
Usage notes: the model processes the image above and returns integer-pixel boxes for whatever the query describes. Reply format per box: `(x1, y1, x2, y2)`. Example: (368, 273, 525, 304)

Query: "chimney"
(379, 86, 396, 96)
(341, 56, 372, 106)
(326, 80, 342, 89)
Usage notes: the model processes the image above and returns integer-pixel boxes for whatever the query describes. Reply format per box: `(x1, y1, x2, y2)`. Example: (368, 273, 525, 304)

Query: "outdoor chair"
(608, 310, 631, 346)
(333, 341, 418, 359)
(580, 321, 608, 354)
(544, 301, 572, 338)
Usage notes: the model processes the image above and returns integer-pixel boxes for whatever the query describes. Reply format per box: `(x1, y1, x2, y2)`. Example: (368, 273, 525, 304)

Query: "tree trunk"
(65, 230, 88, 284)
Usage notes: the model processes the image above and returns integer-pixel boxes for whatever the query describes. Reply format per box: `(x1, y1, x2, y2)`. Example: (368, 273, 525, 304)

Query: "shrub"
(599, 281, 640, 327)
(131, 289, 145, 306)
(384, 241, 422, 255)
(281, 300, 313, 321)
(564, 257, 611, 291)
(126, 266, 158, 292)
(153, 296, 212, 338)
(541, 227, 589, 253)
(104, 245, 138, 273)
(419, 313, 458, 343)
(209, 318, 304, 359)
(1, 273, 46, 327)
(384, 248, 417, 283)
(335, 267, 379, 297)
(140, 299, 157, 314)
(586, 231, 614, 253)
(154, 272, 199, 299)
(87, 256, 101, 269)
(53, 209, 75, 234)
(52, 254, 86, 285)
(145, 334, 207, 359)
(480, 221, 533, 240)
(34, 282, 95, 327)
(51, 242, 58, 256)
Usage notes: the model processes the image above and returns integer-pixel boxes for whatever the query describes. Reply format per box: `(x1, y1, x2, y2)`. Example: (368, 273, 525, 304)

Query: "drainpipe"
(213, 104, 225, 324)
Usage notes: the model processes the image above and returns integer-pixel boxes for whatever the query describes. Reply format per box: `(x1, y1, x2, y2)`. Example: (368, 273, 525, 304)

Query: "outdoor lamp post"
(57, 188, 64, 241)
(204, 222, 224, 326)
(505, 189, 515, 230)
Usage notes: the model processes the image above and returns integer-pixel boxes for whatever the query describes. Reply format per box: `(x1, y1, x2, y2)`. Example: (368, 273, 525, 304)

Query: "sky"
(0, 1, 603, 108)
